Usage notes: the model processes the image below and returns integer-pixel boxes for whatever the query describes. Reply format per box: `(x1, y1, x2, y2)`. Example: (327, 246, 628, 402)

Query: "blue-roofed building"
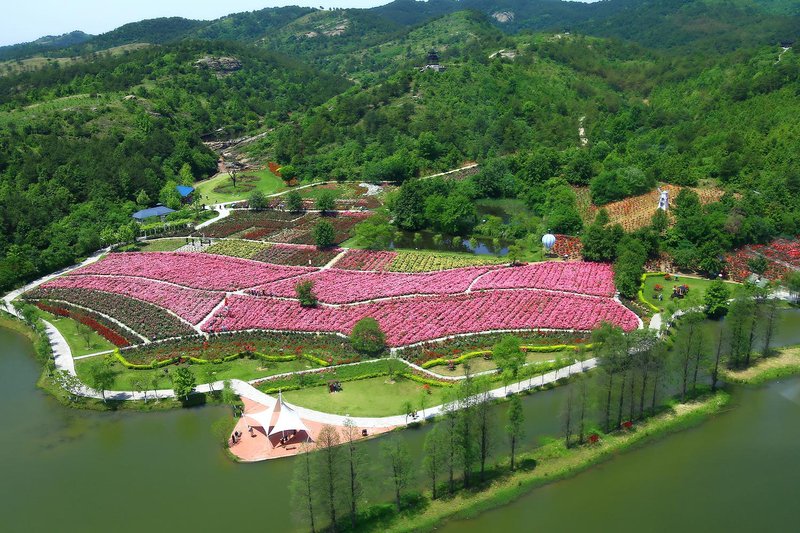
(176, 185, 195, 203)
(132, 205, 176, 222)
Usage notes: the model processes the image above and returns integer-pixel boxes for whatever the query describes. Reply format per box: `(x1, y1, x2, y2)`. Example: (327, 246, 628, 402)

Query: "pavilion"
(246, 393, 311, 447)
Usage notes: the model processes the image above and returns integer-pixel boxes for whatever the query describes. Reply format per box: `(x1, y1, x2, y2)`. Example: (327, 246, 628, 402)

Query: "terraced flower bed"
(23, 288, 194, 340)
(35, 301, 135, 347)
(38, 274, 223, 324)
(201, 210, 299, 238)
(248, 265, 498, 304)
(205, 240, 272, 260)
(120, 331, 360, 366)
(205, 290, 639, 347)
(471, 262, 615, 297)
(335, 249, 397, 271)
(252, 243, 341, 267)
(401, 331, 590, 366)
(724, 237, 800, 281)
(574, 185, 724, 231)
(69, 252, 314, 291)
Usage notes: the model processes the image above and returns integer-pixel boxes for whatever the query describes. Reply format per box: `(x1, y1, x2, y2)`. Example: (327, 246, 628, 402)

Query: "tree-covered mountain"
(0, 31, 93, 61)
(0, 41, 349, 288)
(2, 0, 800, 292)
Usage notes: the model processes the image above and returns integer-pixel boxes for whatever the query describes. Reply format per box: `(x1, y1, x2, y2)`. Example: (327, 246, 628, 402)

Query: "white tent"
(268, 393, 310, 438)
(244, 393, 311, 443)
(245, 409, 275, 432)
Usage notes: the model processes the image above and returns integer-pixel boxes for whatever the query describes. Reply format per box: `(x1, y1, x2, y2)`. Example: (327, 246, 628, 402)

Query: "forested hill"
(2, 0, 800, 293)
(0, 41, 348, 289)
(4, 0, 798, 64)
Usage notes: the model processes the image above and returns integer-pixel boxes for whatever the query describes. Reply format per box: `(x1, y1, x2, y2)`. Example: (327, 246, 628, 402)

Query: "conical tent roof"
(268, 393, 310, 437)
(245, 408, 275, 431)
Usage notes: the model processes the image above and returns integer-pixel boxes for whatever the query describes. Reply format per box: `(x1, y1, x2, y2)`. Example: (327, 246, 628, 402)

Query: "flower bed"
(205, 240, 273, 260)
(201, 210, 298, 238)
(574, 185, 724, 231)
(252, 244, 341, 267)
(470, 262, 616, 297)
(120, 331, 361, 366)
(23, 288, 194, 340)
(39, 274, 224, 324)
(401, 332, 590, 366)
(204, 290, 639, 347)
(248, 266, 497, 304)
(35, 301, 134, 347)
(387, 251, 504, 272)
(551, 235, 583, 258)
(69, 252, 315, 291)
(335, 249, 398, 271)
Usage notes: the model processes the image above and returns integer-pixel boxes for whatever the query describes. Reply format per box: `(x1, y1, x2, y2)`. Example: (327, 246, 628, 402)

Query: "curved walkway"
(36, 313, 595, 428)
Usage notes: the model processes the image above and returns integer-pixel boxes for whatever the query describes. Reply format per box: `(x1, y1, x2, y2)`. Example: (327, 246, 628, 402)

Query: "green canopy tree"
(171, 367, 196, 401)
(350, 318, 386, 356)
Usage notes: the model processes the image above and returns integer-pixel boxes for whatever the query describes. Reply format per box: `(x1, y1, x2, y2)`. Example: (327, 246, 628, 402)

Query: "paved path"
(36, 313, 595, 427)
(2, 247, 110, 317)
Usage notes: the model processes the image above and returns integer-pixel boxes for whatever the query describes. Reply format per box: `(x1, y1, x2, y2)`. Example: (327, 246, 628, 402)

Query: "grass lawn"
(641, 273, 738, 310)
(283, 376, 450, 417)
(137, 238, 187, 252)
(195, 170, 285, 204)
(74, 357, 318, 390)
(43, 312, 117, 358)
(427, 351, 566, 377)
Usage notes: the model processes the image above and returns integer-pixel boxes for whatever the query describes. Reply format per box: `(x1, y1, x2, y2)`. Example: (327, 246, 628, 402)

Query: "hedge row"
(113, 350, 326, 370)
(421, 344, 594, 369)
(638, 273, 665, 313)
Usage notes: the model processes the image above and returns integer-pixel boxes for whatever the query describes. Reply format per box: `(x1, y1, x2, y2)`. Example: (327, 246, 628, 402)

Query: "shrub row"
(420, 344, 594, 369)
(638, 273, 665, 313)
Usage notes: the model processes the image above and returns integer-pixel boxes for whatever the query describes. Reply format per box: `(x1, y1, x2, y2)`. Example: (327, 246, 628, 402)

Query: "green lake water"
(2, 308, 800, 532)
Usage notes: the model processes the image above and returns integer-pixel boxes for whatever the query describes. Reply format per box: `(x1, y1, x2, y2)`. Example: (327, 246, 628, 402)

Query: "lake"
(2, 307, 799, 532)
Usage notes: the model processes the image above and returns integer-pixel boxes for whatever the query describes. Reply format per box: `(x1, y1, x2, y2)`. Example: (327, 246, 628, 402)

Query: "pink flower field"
(71, 252, 315, 291)
(31, 251, 640, 345)
(248, 266, 498, 303)
(335, 249, 398, 271)
(203, 291, 639, 346)
(41, 275, 224, 324)
(470, 262, 616, 297)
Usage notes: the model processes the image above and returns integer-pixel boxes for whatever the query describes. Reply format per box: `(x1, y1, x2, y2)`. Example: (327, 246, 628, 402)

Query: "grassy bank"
(723, 345, 800, 385)
(0, 312, 36, 340)
(382, 391, 731, 532)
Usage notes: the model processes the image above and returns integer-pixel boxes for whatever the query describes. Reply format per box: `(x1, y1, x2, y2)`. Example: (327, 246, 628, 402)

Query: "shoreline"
(384, 391, 732, 533)
(723, 344, 800, 385)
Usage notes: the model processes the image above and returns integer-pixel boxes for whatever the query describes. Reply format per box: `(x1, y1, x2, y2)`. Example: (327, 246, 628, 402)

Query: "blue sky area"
(2, 0, 597, 47)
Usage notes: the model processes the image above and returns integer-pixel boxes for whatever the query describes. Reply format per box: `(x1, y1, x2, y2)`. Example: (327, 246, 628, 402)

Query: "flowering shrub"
(40, 274, 223, 324)
(70, 252, 315, 291)
(204, 290, 639, 347)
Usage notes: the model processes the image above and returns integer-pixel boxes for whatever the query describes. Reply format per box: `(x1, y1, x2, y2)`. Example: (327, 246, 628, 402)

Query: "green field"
(641, 274, 739, 310)
(43, 312, 117, 358)
(194, 170, 285, 205)
(428, 351, 566, 377)
(74, 356, 319, 391)
(136, 238, 187, 252)
(283, 376, 450, 417)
